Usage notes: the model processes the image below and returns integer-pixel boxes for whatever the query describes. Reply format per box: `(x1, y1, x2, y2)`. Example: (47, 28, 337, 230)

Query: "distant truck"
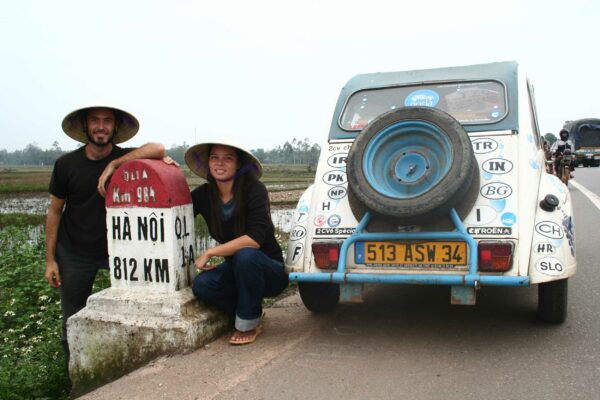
(563, 118, 600, 167)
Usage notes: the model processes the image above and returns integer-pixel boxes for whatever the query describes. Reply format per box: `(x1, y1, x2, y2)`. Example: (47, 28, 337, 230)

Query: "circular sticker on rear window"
(404, 89, 440, 107)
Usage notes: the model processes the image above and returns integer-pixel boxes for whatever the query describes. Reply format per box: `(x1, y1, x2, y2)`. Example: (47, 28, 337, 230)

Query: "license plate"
(355, 241, 467, 268)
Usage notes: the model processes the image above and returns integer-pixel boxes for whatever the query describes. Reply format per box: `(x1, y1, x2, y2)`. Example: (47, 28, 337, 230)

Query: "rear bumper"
(289, 209, 530, 288)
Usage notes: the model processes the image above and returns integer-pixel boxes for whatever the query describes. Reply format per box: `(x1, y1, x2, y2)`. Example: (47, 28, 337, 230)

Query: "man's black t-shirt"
(49, 146, 132, 259)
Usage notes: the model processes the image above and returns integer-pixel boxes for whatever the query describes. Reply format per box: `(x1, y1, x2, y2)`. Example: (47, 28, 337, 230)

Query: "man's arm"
(97, 143, 177, 197)
(45, 195, 65, 288)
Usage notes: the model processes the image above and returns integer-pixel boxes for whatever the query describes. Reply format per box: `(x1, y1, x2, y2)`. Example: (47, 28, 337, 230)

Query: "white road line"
(570, 180, 600, 211)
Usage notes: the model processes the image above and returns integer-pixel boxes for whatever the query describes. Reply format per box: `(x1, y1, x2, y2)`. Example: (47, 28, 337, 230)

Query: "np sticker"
(535, 257, 565, 276)
(328, 186, 347, 200)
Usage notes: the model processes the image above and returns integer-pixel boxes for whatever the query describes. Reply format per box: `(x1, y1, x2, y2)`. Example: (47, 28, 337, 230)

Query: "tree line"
(0, 138, 322, 166)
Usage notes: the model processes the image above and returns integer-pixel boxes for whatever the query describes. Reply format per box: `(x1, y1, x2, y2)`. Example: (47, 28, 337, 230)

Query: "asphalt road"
(83, 168, 600, 400)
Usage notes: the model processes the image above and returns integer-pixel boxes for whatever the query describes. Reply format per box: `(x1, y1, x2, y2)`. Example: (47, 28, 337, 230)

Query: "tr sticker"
(471, 138, 498, 154)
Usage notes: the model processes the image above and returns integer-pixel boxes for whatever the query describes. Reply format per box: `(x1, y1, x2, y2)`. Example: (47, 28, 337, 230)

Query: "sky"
(1, 0, 598, 153)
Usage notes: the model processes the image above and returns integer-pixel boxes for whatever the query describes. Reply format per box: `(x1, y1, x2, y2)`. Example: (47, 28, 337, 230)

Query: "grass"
(0, 165, 314, 195)
(0, 216, 293, 399)
(0, 167, 53, 193)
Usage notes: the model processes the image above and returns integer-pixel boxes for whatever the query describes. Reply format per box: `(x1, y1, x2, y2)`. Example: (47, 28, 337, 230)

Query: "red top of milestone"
(106, 159, 192, 208)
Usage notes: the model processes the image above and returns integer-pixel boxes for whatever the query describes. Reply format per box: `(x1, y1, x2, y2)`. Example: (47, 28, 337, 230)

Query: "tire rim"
(362, 120, 453, 199)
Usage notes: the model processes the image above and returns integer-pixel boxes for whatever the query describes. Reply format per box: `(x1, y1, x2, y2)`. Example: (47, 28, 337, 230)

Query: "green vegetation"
(0, 220, 111, 400)
(0, 217, 291, 399)
(0, 167, 53, 193)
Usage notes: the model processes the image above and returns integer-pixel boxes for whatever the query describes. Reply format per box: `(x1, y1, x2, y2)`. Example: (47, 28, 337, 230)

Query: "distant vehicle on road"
(564, 118, 600, 167)
(286, 61, 576, 323)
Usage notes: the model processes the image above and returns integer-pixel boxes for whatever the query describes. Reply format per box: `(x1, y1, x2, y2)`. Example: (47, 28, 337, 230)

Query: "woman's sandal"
(229, 311, 266, 345)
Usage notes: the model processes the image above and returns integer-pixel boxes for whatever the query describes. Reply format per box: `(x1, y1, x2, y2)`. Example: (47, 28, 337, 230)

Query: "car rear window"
(339, 80, 507, 131)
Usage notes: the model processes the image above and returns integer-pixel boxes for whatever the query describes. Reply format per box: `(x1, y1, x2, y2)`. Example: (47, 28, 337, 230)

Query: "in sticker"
(482, 158, 514, 174)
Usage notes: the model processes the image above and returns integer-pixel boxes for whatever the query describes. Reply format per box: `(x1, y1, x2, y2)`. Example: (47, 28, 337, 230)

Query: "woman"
(184, 139, 288, 345)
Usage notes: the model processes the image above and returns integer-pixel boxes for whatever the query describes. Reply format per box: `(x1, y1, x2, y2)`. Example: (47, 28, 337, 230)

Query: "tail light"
(478, 242, 514, 272)
(312, 242, 340, 269)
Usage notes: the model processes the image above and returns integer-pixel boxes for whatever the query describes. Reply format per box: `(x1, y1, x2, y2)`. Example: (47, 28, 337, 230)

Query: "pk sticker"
(322, 170, 347, 186)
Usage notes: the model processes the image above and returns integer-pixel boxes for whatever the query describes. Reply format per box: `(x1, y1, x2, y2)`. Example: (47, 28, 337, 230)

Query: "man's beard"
(86, 129, 115, 147)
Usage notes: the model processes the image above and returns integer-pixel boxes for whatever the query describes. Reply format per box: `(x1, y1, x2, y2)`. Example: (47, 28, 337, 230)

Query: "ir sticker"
(327, 153, 348, 168)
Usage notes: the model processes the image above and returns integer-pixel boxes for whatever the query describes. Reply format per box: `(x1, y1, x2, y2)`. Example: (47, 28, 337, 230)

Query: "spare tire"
(346, 106, 478, 226)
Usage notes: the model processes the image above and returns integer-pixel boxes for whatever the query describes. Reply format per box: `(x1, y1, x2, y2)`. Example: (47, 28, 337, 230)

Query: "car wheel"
(298, 282, 340, 313)
(537, 279, 568, 323)
(346, 106, 479, 225)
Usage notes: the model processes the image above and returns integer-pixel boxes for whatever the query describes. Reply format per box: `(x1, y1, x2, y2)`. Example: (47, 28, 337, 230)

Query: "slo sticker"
(535, 257, 565, 276)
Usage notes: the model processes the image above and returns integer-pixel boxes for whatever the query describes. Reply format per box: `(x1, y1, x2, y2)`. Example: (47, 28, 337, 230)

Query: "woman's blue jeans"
(192, 248, 288, 331)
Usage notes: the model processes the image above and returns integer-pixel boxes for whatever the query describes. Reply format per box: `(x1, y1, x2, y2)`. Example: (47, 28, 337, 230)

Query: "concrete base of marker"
(67, 287, 230, 398)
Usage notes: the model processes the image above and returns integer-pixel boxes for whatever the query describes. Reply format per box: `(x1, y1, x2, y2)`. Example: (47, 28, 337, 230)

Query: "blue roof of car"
(328, 61, 520, 139)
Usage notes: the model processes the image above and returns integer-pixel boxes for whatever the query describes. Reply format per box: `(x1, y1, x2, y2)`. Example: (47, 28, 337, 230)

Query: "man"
(44, 104, 174, 368)
(550, 129, 575, 177)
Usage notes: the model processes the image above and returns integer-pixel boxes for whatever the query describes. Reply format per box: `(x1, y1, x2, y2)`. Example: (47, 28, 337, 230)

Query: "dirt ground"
(269, 189, 304, 208)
